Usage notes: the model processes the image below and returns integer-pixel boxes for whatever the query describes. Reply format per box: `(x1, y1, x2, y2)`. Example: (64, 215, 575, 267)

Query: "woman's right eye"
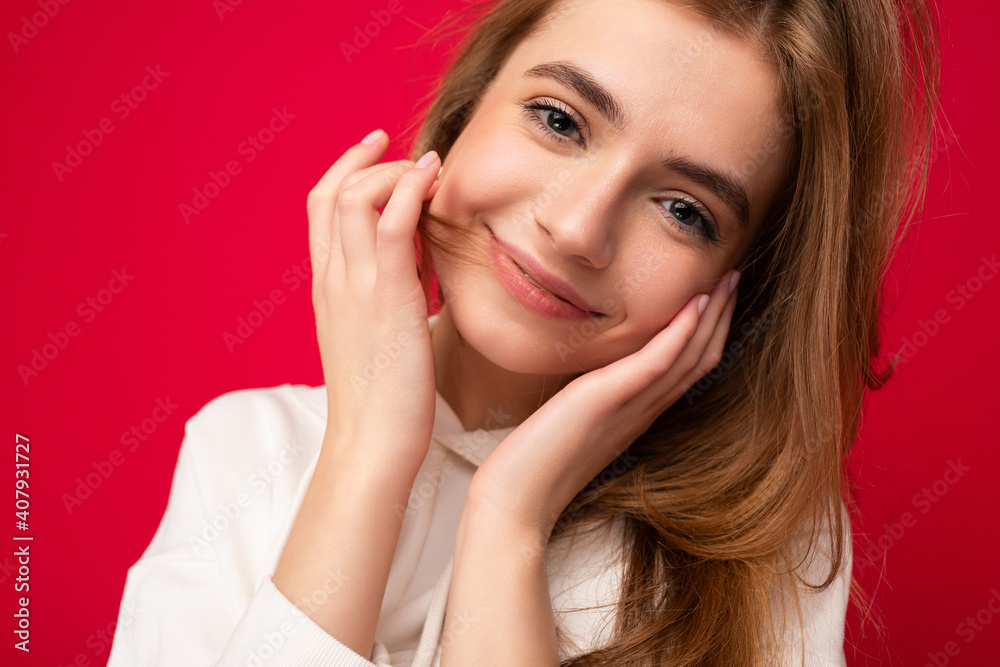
(521, 100, 586, 146)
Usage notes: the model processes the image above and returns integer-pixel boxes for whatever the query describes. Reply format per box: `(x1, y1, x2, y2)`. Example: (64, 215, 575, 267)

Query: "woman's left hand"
(466, 268, 740, 541)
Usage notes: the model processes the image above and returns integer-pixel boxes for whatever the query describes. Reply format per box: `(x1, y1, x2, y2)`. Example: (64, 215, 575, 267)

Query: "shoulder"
(180, 383, 328, 495)
(186, 383, 328, 455)
(766, 498, 854, 665)
(152, 383, 329, 563)
(542, 503, 853, 665)
(108, 385, 330, 664)
(544, 516, 629, 660)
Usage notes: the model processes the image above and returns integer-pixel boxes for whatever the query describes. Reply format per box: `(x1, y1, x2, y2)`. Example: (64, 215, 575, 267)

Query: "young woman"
(108, 0, 940, 665)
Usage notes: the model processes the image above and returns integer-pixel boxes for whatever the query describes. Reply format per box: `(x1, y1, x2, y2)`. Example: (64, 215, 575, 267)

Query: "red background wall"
(1, 0, 996, 665)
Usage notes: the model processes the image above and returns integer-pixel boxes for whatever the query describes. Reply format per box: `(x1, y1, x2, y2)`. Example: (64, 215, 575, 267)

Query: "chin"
(451, 292, 643, 377)
(446, 293, 590, 375)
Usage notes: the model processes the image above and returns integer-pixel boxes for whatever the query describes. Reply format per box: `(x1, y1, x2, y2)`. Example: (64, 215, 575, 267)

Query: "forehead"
(495, 0, 789, 220)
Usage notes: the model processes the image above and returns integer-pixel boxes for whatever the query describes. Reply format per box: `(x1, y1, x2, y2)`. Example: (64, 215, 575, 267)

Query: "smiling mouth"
(511, 259, 556, 297)
(510, 258, 606, 316)
(485, 226, 605, 317)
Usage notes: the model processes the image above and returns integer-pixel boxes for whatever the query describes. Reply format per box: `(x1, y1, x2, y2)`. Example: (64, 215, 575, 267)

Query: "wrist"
(319, 429, 429, 484)
(459, 489, 552, 562)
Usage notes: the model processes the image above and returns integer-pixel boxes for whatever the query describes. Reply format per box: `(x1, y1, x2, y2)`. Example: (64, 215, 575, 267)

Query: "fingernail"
(360, 128, 384, 145)
(728, 270, 741, 296)
(697, 294, 709, 316)
(415, 150, 438, 169)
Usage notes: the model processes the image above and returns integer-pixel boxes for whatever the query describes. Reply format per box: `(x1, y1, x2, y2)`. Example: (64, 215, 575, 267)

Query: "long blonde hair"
(397, 0, 941, 664)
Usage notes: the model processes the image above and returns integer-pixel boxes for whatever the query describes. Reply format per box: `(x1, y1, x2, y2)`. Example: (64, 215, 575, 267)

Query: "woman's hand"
(440, 271, 739, 665)
(465, 268, 741, 540)
(308, 129, 442, 473)
(270, 132, 442, 654)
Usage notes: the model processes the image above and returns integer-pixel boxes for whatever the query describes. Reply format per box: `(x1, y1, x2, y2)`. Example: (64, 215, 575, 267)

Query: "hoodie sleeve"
(105, 387, 396, 667)
(214, 575, 393, 667)
(769, 503, 854, 667)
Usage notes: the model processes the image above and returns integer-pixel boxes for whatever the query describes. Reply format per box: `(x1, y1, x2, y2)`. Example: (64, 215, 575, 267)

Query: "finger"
(424, 177, 442, 201)
(674, 282, 739, 399)
(306, 130, 389, 275)
(591, 292, 704, 400)
(664, 269, 739, 387)
(318, 155, 414, 275)
(336, 160, 415, 280)
(339, 159, 415, 191)
(312, 161, 412, 277)
(375, 151, 441, 289)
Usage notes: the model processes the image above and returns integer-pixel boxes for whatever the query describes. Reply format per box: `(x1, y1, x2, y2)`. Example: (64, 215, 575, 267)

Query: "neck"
(430, 305, 575, 433)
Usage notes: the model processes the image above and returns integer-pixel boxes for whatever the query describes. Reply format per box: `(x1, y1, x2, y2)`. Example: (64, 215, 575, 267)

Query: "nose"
(532, 160, 620, 270)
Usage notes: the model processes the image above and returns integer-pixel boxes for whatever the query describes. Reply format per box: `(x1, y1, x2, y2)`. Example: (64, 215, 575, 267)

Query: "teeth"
(519, 265, 570, 304)
(516, 264, 541, 288)
(513, 259, 579, 308)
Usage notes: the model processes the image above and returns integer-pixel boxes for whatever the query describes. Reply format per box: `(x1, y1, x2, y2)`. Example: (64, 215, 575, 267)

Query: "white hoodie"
(106, 313, 851, 666)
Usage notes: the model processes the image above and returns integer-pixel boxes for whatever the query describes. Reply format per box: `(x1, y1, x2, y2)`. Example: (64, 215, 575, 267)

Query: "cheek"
(615, 257, 708, 332)
(443, 121, 541, 216)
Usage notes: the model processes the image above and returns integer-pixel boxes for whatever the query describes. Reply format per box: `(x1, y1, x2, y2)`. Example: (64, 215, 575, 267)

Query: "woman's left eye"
(521, 100, 722, 247)
(521, 100, 585, 145)
(658, 197, 723, 246)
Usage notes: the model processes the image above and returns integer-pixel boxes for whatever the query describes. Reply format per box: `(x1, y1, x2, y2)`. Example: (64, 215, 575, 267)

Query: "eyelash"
(520, 99, 723, 247)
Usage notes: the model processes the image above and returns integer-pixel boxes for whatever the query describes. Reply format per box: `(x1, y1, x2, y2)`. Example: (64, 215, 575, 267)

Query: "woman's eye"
(659, 197, 723, 246)
(520, 102, 721, 247)
(522, 101, 584, 145)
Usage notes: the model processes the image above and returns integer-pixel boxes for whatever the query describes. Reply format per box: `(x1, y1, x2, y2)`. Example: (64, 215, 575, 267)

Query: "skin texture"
(272, 0, 793, 663)
(428, 0, 790, 432)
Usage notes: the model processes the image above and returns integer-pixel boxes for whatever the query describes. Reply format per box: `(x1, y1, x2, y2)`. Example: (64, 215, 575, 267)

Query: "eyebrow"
(522, 60, 752, 230)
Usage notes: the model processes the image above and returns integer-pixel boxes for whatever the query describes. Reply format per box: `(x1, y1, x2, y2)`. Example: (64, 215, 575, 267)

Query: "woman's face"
(427, 0, 792, 375)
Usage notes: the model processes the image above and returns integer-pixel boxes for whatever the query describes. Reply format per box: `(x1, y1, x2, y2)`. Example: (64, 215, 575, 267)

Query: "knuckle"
(381, 163, 412, 186)
(336, 188, 368, 213)
(681, 353, 701, 375)
(341, 170, 368, 190)
(376, 221, 407, 244)
(307, 187, 333, 205)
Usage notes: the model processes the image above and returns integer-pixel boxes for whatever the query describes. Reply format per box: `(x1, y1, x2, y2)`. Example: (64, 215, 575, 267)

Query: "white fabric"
(107, 313, 851, 666)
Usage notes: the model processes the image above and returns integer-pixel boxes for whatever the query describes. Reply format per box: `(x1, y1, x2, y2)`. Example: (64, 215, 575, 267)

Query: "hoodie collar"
(430, 389, 516, 468)
(427, 312, 517, 467)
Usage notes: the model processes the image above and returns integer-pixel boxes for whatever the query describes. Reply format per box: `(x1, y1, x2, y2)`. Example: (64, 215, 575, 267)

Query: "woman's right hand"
(307, 129, 442, 475)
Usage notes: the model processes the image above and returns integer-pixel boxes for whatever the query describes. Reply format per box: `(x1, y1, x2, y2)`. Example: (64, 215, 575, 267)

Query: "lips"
(486, 226, 604, 316)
